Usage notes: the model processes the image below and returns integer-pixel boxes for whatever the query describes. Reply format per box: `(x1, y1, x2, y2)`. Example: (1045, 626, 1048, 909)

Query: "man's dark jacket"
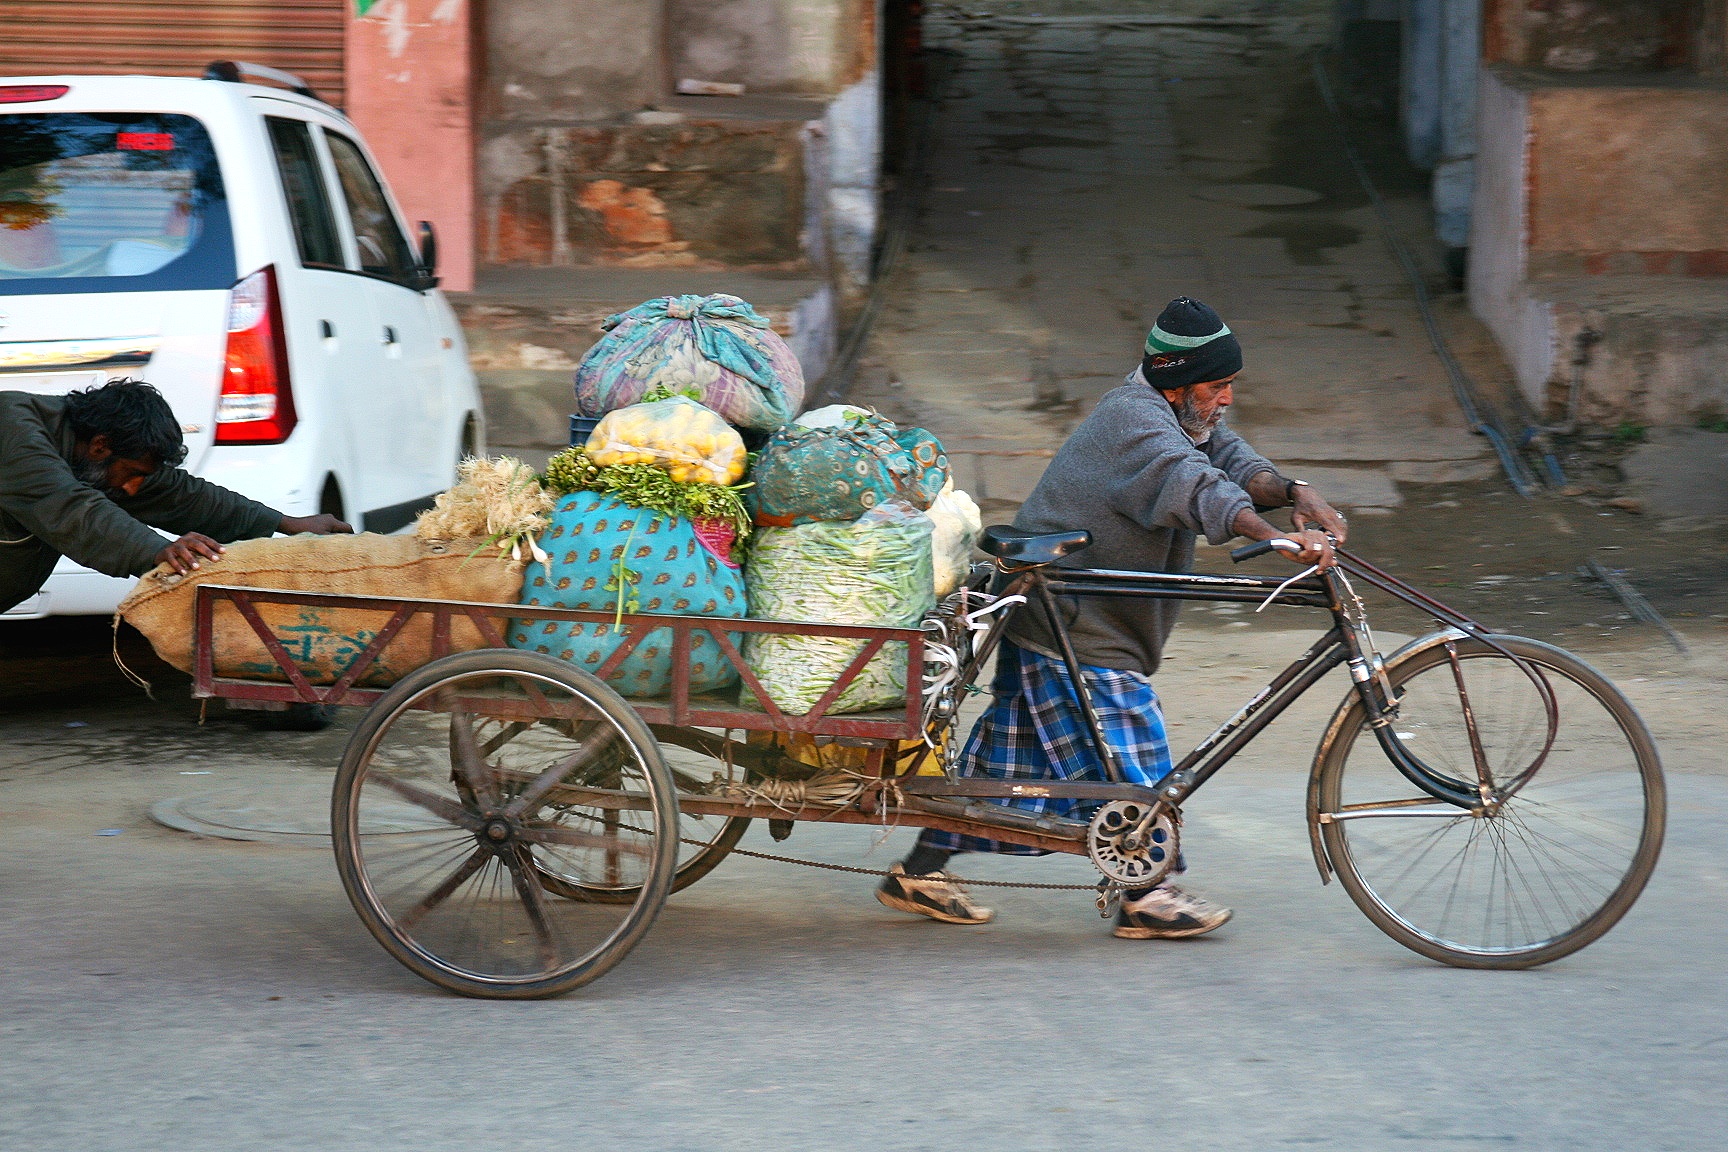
(0, 391, 282, 613)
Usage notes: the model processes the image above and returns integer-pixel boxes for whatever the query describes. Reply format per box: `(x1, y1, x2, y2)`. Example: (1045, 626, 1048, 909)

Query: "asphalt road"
(2, 621, 1724, 1150)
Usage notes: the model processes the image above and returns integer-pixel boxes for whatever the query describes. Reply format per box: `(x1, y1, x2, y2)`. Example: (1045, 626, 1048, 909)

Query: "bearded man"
(0, 379, 349, 615)
(875, 297, 1348, 938)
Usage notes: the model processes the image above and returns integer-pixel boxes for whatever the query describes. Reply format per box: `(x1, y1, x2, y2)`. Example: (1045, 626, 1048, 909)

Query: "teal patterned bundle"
(510, 494, 746, 697)
(750, 413, 949, 528)
(572, 294, 804, 432)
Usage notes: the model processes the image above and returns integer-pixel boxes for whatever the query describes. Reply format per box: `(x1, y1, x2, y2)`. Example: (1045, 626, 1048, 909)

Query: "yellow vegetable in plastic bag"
(585, 397, 748, 486)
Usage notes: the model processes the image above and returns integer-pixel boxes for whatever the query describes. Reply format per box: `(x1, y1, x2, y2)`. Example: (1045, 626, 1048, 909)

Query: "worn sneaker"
(876, 864, 995, 925)
(1113, 883, 1232, 939)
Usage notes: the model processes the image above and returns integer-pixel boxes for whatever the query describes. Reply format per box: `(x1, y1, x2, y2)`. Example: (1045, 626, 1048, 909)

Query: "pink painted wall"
(345, 0, 478, 292)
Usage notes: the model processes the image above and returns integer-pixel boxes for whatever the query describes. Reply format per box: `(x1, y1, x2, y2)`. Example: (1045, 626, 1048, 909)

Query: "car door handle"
(381, 325, 398, 345)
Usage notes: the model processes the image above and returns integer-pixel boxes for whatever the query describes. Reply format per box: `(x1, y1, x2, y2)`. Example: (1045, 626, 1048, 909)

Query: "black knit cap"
(1140, 296, 1242, 389)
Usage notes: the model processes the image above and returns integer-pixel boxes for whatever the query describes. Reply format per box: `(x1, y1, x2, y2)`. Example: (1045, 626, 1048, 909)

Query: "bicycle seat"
(979, 525, 1092, 565)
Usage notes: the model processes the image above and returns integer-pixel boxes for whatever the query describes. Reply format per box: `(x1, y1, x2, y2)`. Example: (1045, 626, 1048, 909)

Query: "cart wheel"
(331, 650, 678, 999)
(532, 808, 748, 903)
(460, 719, 750, 904)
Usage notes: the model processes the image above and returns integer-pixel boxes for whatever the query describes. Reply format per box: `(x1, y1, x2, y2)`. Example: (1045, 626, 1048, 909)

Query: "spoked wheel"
(1315, 635, 1664, 969)
(492, 724, 750, 904)
(331, 650, 678, 999)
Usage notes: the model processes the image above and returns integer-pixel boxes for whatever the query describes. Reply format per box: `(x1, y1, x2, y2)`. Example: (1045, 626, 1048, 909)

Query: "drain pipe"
(1311, 54, 1540, 498)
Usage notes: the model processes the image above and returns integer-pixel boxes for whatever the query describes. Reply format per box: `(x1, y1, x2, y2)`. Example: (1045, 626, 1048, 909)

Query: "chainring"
(1087, 799, 1179, 887)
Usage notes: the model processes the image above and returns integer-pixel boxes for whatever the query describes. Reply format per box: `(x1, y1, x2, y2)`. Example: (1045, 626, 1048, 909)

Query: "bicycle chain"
(687, 835, 1102, 891)
(554, 800, 1103, 891)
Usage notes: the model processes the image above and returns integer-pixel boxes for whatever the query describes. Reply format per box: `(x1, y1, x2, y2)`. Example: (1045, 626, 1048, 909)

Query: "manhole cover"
(1190, 183, 1324, 207)
(151, 779, 443, 846)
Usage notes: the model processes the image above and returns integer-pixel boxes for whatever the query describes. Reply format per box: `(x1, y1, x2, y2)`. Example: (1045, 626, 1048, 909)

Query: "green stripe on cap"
(1145, 322, 1231, 355)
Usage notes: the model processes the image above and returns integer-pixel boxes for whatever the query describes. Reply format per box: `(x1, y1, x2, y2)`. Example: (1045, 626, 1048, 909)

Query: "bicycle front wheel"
(1314, 636, 1664, 969)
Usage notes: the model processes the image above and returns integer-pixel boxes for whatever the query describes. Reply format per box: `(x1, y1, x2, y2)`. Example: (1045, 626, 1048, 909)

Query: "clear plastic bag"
(926, 481, 982, 598)
(585, 396, 748, 486)
(741, 502, 936, 715)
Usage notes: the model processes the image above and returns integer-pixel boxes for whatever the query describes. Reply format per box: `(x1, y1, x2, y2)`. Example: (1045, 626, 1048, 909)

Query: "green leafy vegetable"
(541, 446, 752, 541)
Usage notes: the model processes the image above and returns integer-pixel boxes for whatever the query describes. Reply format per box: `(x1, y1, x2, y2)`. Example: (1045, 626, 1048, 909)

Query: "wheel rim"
(1323, 647, 1659, 959)
(340, 667, 671, 988)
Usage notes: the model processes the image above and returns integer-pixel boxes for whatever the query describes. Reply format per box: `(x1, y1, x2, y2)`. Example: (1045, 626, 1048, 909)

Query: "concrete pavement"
(1, 626, 1725, 1149)
(851, 5, 1498, 519)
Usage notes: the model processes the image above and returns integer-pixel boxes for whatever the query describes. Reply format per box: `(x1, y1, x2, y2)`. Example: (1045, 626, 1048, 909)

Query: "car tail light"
(215, 267, 296, 444)
(0, 85, 70, 103)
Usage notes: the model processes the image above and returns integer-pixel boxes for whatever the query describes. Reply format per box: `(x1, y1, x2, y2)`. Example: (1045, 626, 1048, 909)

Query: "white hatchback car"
(0, 63, 483, 619)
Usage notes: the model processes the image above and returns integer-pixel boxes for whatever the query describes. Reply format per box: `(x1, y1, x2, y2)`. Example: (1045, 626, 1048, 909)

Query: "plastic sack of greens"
(741, 502, 936, 715)
(926, 481, 982, 598)
(509, 494, 746, 698)
(749, 410, 949, 528)
(572, 294, 805, 432)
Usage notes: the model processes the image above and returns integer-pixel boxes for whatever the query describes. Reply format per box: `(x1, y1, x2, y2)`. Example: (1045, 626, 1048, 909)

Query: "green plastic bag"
(741, 502, 935, 715)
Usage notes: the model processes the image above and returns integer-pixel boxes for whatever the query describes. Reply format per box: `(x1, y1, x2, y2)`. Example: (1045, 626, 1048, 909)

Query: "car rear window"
(0, 112, 235, 295)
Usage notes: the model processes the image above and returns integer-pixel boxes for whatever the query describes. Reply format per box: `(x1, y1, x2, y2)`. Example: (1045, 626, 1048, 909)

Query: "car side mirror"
(415, 220, 440, 290)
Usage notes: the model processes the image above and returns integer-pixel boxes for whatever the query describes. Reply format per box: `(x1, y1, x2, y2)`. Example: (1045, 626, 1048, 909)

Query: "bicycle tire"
(1314, 635, 1664, 969)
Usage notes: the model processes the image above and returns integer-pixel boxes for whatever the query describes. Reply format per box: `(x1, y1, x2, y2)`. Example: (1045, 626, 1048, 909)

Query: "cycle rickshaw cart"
(187, 527, 1665, 998)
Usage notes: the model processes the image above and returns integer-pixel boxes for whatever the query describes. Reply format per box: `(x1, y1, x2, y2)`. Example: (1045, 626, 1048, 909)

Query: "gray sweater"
(1005, 375, 1276, 676)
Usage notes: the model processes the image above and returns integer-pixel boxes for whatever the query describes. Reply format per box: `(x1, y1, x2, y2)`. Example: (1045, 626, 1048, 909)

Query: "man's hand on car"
(279, 514, 355, 535)
(155, 532, 225, 575)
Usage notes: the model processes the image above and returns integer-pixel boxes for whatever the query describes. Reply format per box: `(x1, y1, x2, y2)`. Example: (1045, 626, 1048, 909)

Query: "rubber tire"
(1316, 635, 1665, 970)
(331, 649, 679, 999)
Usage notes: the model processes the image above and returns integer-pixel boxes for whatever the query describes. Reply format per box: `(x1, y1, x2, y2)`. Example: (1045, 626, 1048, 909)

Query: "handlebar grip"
(1231, 539, 1298, 563)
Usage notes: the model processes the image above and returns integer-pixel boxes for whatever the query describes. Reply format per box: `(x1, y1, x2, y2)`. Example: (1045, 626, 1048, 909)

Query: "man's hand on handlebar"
(1229, 529, 1337, 569)
(1291, 488, 1348, 544)
(1228, 505, 1338, 570)
(1282, 527, 1336, 569)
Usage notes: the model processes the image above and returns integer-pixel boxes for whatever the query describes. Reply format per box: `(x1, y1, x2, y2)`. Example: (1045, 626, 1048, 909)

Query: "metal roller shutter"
(0, 0, 346, 107)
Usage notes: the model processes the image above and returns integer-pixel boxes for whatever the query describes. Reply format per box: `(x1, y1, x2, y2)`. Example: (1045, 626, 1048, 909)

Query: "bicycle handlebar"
(1230, 538, 1301, 563)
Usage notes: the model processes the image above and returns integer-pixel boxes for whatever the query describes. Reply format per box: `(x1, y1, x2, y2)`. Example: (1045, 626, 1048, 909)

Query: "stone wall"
(479, 116, 811, 269)
(667, 0, 876, 95)
(1523, 80, 1728, 275)
(483, 0, 663, 124)
(1469, 64, 1728, 423)
(473, 0, 880, 285)
(1484, 0, 1727, 72)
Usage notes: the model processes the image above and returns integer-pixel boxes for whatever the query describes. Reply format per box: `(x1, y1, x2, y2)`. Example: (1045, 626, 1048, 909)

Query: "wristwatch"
(1282, 477, 1310, 504)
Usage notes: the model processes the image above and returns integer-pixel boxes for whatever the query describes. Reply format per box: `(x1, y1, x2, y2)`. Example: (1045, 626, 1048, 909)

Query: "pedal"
(1096, 879, 1124, 919)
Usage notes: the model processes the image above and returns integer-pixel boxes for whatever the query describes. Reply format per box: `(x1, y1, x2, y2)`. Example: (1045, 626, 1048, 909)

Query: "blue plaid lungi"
(919, 639, 1173, 856)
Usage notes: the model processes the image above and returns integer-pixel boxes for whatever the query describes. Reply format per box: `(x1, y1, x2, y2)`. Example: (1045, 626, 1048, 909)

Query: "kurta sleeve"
(115, 468, 282, 546)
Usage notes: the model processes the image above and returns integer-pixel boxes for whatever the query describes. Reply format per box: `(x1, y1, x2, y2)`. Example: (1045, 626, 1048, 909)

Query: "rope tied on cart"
(710, 768, 903, 816)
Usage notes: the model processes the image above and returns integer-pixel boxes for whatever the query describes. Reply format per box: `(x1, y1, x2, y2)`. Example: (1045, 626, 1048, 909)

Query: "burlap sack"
(119, 534, 524, 687)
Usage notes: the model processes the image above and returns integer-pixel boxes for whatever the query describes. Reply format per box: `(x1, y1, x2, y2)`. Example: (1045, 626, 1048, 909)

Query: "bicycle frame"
(911, 545, 1554, 827)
